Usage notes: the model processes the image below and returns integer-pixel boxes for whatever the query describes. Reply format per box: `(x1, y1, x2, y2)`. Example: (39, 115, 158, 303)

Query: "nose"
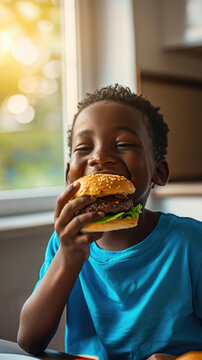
(87, 146, 117, 167)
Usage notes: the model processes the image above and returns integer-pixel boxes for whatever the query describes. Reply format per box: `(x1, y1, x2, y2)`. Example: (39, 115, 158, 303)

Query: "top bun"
(72, 173, 135, 199)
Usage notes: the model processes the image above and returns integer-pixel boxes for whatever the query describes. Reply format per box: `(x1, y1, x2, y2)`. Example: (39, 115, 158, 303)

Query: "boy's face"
(68, 101, 159, 207)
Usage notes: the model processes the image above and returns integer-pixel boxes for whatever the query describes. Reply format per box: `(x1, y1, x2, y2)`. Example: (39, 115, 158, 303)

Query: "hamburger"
(71, 173, 142, 233)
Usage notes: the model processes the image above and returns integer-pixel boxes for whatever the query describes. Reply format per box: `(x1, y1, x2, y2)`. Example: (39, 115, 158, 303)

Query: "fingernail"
(73, 181, 80, 188)
(97, 211, 105, 216)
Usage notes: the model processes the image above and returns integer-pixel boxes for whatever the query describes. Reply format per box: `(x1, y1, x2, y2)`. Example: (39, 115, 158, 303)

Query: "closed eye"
(74, 145, 93, 152)
(115, 143, 137, 149)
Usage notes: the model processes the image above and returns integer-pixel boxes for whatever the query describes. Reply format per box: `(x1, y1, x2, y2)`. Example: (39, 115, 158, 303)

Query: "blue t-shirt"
(36, 213, 202, 360)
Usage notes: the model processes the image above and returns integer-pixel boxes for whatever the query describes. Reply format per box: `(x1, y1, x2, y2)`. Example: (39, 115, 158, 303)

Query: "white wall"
(147, 192, 202, 222)
(76, 0, 137, 98)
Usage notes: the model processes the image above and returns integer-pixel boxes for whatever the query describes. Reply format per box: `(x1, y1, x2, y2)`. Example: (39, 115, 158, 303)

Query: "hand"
(146, 354, 178, 360)
(54, 181, 105, 262)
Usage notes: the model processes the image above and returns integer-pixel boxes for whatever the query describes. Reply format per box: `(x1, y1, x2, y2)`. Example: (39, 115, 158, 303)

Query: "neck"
(96, 209, 160, 251)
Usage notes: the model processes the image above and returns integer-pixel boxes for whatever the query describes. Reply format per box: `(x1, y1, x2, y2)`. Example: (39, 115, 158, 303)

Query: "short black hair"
(68, 84, 169, 161)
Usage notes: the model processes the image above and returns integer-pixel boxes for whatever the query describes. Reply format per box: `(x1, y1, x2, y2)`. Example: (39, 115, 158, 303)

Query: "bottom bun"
(81, 217, 139, 233)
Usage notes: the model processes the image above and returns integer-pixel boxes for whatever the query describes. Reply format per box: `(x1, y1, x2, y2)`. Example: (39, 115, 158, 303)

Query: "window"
(0, 0, 79, 224)
(0, 0, 64, 191)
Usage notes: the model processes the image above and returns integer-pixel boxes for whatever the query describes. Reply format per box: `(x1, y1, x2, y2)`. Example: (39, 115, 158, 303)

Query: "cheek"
(128, 154, 154, 187)
(130, 160, 154, 205)
(68, 156, 85, 183)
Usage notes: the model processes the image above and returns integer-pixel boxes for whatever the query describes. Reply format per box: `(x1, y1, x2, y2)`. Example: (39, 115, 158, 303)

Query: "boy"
(17, 84, 202, 360)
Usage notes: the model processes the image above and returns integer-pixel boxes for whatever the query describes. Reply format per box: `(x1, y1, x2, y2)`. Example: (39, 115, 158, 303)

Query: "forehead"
(72, 101, 150, 139)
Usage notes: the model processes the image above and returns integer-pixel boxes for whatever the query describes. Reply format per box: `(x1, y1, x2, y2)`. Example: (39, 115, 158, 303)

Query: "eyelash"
(74, 142, 137, 152)
(74, 146, 92, 152)
(115, 143, 136, 149)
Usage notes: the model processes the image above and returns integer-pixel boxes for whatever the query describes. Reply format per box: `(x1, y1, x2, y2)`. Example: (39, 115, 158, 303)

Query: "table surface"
(0, 340, 97, 360)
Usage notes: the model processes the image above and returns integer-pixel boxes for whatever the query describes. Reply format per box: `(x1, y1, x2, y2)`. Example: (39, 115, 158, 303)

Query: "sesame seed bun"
(72, 173, 135, 199)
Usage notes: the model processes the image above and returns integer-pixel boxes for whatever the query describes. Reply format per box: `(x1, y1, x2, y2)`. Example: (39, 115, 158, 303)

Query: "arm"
(17, 182, 104, 355)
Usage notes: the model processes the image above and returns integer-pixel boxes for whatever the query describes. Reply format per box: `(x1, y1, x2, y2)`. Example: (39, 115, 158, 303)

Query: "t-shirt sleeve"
(34, 231, 60, 290)
(186, 218, 202, 324)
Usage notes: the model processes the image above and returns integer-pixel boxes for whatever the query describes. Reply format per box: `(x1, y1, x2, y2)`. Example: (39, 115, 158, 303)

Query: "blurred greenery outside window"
(0, 0, 64, 191)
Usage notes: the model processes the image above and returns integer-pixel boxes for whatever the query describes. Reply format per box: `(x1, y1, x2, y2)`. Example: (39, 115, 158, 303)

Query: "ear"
(65, 162, 70, 185)
(152, 160, 169, 186)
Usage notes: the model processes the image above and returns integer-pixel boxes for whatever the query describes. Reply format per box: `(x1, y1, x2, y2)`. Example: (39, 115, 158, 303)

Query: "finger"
(65, 211, 105, 236)
(54, 182, 80, 222)
(75, 232, 104, 247)
(65, 162, 70, 185)
(56, 195, 97, 228)
(83, 232, 104, 243)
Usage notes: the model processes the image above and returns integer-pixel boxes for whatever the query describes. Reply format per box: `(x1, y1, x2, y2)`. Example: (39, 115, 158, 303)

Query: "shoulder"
(159, 212, 202, 256)
(157, 213, 202, 285)
(160, 212, 202, 234)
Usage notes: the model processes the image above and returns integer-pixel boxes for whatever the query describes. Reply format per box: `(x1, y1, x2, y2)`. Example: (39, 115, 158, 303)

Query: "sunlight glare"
(38, 78, 58, 96)
(43, 60, 61, 79)
(0, 4, 14, 23)
(17, 1, 41, 20)
(7, 94, 28, 114)
(16, 105, 35, 124)
(18, 76, 38, 94)
(0, 31, 14, 53)
(9, 22, 24, 37)
(37, 19, 54, 33)
(11, 36, 39, 65)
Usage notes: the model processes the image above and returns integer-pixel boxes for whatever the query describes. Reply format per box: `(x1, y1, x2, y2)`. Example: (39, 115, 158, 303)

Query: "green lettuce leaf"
(92, 203, 142, 224)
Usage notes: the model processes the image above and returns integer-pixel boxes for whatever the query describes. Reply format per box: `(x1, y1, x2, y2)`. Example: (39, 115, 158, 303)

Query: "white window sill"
(0, 186, 64, 218)
(150, 182, 202, 222)
(153, 182, 202, 197)
(0, 211, 54, 232)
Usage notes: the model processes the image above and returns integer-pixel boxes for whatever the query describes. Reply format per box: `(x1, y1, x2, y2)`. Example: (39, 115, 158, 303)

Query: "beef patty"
(76, 196, 133, 215)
